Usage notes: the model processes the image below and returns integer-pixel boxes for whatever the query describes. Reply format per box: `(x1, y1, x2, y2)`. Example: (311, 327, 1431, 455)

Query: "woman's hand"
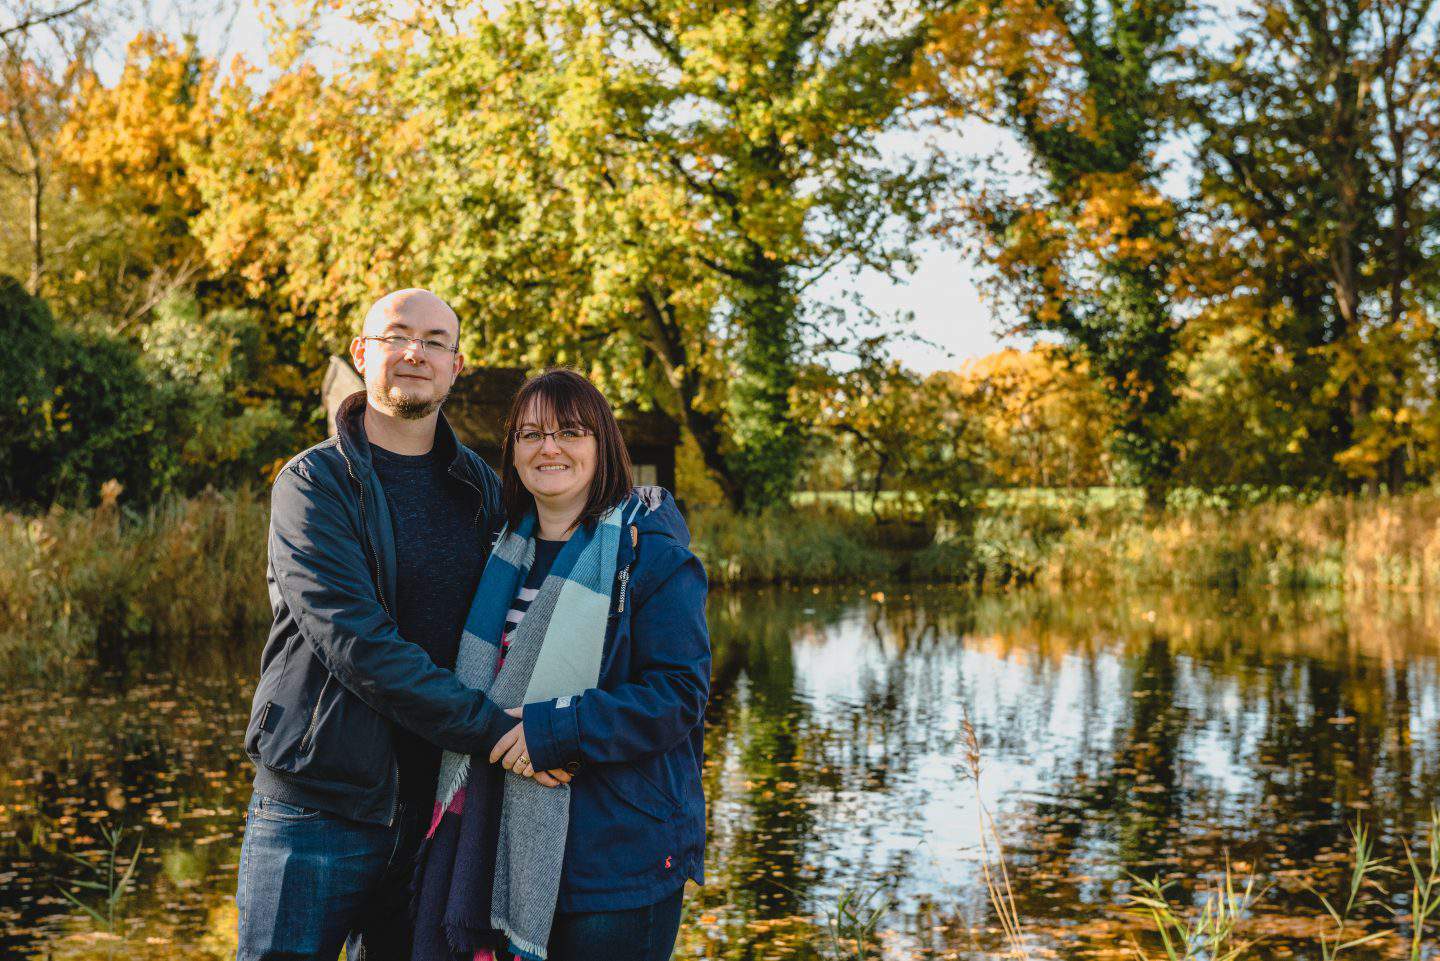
(490, 706, 573, 788)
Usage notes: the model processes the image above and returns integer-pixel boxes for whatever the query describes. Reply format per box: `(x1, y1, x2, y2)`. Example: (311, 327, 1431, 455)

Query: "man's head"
(349, 288, 464, 420)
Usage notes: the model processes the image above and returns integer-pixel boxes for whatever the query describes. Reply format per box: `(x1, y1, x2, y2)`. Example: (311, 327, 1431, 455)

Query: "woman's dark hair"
(500, 368, 634, 531)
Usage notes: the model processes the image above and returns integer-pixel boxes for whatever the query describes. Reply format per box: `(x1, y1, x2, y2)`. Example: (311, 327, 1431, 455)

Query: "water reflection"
(3, 585, 1439, 958)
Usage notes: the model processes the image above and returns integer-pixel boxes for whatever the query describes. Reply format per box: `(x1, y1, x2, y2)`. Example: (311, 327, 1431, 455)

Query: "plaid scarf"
(412, 499, 629, 961)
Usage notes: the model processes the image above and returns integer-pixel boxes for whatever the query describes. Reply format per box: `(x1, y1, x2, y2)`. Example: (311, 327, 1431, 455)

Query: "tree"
(1182, 0, 1440, 490)
(54, 31, 217, 327)
(0, 274, 180, 506)
(944, 344, 1113, 488)
(919, 0, 1187, 505)
(192, 0, 938, 510)
(799, 340, 991, 517)
(0, 0, 97, 40)
(0, 0, 101, 294)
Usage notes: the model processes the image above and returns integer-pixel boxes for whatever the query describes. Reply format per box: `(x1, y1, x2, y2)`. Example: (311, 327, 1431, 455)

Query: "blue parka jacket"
(522, 489, 711, 912)
(244, 391, 513, 825)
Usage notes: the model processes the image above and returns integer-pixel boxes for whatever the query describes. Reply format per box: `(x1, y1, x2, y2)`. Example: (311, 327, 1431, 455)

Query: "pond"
(2, 584, 1438, 959)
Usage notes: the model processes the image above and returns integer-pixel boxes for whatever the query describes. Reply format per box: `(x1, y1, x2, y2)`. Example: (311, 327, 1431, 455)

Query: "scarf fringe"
(492, 914, 549, 961)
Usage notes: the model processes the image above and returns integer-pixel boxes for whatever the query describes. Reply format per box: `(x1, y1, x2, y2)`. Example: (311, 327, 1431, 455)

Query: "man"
(237, 289, 520, 960)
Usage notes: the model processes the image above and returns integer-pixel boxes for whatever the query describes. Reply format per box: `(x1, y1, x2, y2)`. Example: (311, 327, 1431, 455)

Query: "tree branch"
(0, 0, 97, 39)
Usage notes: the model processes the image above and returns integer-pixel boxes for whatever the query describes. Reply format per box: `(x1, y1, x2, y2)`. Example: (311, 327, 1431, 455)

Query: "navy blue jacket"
(523, 490, 711, 911)
(244, 391, 513, 825)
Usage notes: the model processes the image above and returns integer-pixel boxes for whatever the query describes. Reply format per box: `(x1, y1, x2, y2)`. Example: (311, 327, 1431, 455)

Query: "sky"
(110, 0, 1027, 374)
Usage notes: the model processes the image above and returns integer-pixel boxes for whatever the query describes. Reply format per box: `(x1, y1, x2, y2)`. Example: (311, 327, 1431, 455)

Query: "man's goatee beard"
(372, 383, 448, 420)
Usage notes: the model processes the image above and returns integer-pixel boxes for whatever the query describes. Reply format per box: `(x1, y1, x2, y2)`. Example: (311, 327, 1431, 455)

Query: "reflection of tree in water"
(1002, 630, 1191, 925)
(7, 584, 1440, 960)
(988, 586, 1440, 942)
(704, 589, 825, 932)
(700, 588, 992, 960)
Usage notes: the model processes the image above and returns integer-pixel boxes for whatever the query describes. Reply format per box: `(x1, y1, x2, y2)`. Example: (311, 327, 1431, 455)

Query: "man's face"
(349, 299, 464, 420)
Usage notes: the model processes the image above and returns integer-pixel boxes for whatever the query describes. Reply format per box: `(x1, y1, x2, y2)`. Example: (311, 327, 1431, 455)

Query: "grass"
(688, 505, 899, 586)
(54, 823, 145, 934)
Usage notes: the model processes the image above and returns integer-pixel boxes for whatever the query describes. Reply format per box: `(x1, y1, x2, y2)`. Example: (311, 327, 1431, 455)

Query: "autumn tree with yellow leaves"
(945, 344, 1113, 488)
(1180, 0, 1440, 490)
(918, 0, 1187, 505)
(55, 31, 215, 326)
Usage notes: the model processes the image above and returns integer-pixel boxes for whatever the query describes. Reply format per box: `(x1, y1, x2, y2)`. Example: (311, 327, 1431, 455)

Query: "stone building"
(322, 357, 678, 491)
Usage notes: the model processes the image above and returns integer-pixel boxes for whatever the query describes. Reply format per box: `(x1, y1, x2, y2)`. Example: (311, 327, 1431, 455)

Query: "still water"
(2, 584, 1438, 959)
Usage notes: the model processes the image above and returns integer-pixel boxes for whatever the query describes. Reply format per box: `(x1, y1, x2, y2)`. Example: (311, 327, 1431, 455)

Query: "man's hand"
(489, 706, 573, 788)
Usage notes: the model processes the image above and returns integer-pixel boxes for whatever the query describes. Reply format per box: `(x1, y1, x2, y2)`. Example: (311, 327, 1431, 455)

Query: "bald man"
(236, 289, 511, 961)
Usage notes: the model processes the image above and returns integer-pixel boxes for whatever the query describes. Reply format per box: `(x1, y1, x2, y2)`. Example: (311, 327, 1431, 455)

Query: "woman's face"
(513, 400, 598, 511)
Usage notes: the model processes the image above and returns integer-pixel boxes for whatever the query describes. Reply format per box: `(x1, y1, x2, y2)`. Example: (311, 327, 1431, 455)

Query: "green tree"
(193, 0, 937, 510)
(0, 274, 178, 506)
(920, 0, 1187, 505)
(141, 292, 301, 491)
(1182, 0, 1440, 490)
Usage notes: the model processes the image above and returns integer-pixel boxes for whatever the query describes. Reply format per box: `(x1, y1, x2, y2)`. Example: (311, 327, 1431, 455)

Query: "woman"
(412, 368, 710, 961)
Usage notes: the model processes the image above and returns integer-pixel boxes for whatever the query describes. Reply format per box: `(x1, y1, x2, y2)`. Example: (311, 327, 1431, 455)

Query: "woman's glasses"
(513, 427, 595, 448)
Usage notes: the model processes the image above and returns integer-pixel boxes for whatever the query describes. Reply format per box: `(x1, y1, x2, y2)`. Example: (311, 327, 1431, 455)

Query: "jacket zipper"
(447, 466, 487, 534)
(297, 673, 332, 754)
(339, 443, 400, 826)
(616, 525, 638, 613)
(616, 568, 631, 613)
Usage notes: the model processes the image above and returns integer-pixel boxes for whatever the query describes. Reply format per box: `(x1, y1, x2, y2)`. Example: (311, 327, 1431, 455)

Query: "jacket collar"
(335, 389, 471, 480)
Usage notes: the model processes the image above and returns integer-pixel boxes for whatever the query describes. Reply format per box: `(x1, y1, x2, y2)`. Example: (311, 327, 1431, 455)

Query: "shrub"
(0, 276, 178, 506)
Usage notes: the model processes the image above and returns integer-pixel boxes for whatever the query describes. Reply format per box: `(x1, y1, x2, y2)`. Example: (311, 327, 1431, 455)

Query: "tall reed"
(0, 486, 269, 675)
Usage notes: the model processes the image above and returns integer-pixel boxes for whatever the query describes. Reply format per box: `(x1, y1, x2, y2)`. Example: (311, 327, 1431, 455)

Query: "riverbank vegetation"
(13, 484, 1440, 675)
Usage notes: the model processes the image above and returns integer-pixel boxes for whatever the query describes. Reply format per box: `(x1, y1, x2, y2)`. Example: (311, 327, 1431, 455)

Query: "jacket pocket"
(594, 757, 682, 821)
(249, 654, 391, 792)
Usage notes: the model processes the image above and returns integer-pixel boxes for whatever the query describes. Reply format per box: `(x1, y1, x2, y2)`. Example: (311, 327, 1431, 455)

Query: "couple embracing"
(235, 289, 709, 961)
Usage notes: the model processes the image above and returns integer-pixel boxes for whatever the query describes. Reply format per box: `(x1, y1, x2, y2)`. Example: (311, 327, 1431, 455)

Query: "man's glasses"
(513, 427, 595, 448)
(363, 334, 458, 356)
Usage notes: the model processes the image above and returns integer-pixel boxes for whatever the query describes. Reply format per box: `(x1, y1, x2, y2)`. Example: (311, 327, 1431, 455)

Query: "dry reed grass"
(0, 484, 268, 675)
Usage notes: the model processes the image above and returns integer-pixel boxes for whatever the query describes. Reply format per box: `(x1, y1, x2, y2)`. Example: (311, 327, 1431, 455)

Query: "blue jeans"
(235, 792, 422, 961)
(543, 887, 685, 961)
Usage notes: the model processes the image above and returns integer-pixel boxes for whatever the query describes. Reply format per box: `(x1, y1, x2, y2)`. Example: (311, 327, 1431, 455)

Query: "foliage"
(53, 31, 216, 328)
(0, 273, 60, 494)
(191, 0, 937, 510)
(0, 275, 178, 506)
(1127, 865, 1264, 961)
(1180, 0, 1440, 491)
(141, 292, 302, 491)
(919, 0, 1188, 502)
(944, 344, 1113, 488)
(689, 505, 896, 585)
(0, 0, 102, 294)
(54, 823, 144, 933)
(0, 487, 269, 676)
(0, 280, 299, 510)
(799, 337, 989, 516)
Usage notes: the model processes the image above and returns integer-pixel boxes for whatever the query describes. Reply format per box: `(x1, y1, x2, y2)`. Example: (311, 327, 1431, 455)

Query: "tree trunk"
(27, 159, 42, 294)
(638, 285, 745, 510)
(1095, 262, 1179, 503)
(727, 250, 800, 512)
